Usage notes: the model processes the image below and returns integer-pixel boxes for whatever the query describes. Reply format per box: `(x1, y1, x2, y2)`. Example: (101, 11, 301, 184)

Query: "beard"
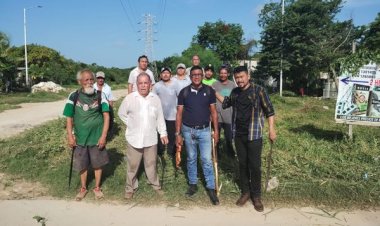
(83, 87, 95, 95)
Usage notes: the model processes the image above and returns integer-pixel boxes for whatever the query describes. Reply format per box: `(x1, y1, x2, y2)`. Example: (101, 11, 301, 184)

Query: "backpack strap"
(97, 90, 102, 113)
(72, 90, 80, 114)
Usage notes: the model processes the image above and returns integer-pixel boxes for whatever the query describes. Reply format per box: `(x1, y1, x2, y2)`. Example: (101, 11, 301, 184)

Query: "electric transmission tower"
(139, 14, 158, 81)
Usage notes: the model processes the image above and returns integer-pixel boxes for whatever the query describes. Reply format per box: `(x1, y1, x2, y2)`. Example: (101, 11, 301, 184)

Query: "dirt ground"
(0, 89, 378, 226)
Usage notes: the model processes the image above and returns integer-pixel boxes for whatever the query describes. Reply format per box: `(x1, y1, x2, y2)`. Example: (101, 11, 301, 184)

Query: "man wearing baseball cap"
(172, 63, 191, 91)
(153, 67, 181, 156)
(202, 64, 217, 86)
(94, 71, 115, 107)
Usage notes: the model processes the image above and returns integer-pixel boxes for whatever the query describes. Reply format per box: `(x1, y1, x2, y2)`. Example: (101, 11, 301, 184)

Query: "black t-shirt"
(235, 88, 252, 136)
(177, 85, 216, 127)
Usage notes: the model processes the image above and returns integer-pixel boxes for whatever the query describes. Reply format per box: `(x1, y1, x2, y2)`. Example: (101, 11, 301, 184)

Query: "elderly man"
(175, 66, 220, 205)
(118, 72, 168, 199)
(63, 69, 110, 201)
(215, 66, 276, 212)
(128, 55, 156, 94)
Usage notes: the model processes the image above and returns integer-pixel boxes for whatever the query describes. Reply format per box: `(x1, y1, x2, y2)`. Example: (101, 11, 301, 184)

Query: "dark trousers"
(217, 123, 235, 157)
(234, 136, 262, 197)
(158, 120, 176, 156)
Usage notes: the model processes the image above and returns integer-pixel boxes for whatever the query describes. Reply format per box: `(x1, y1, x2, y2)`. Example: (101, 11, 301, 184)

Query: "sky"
(0, 0, 379, 68)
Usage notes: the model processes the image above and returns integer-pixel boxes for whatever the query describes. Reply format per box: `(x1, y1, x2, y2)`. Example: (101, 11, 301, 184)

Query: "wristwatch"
(175, 132, 181, 136)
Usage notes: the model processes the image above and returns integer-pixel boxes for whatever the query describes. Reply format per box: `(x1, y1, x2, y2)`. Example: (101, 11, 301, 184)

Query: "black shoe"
(208, 189, 220, 205)
(185, 184, 198, 197)
(235, 192, 250, 206)
(252, 197, 264, 212)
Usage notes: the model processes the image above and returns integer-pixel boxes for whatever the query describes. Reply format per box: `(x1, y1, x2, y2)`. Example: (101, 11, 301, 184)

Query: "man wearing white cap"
(94, 71, 115, 107)
(172, 63, 191, 91)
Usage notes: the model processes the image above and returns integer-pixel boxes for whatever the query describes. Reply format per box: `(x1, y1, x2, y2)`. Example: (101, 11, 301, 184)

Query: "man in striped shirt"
(215, 66, 276, 212)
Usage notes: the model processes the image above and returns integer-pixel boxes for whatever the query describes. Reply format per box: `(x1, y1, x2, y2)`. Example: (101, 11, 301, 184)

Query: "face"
(138, 57, 149, 70)
(160, 70, 171, 82)
(96, 77, 105, 85)
(205, 69, 213, 79)
(177, 67, 185, 76)
(234, 71, 250, 89)
(137, 74, 151, 97)
(192, 56, 200, 66)
(80, 71, 95, 94)
(219, 69, 228, 82)
(190, 69, 203, 86)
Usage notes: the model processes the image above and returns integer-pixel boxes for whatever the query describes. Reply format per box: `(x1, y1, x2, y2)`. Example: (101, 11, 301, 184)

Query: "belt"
(185, 124, 209, 130)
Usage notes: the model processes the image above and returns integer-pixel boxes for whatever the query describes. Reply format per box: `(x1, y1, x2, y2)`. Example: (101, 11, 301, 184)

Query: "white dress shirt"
(118, 91, 167, 149)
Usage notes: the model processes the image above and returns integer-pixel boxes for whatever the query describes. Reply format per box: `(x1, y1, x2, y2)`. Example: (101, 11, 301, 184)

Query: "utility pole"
(280, 0, 285, 96)
(348, 40, 356, 140)
(139, 14, 158, 80)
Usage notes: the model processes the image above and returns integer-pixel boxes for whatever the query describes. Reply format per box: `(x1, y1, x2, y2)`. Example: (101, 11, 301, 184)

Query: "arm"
(210, 104, 219, 144)
(175, 105, 184, 146)
(215, 92, 225, 103)
(98, 112, 109, 149)
(128, 83, 133, 94)
(267, 115, 276, 142)
(156, 98, 168, 145)
(66, 117, 76, 148)
(117, 97, 129, 126)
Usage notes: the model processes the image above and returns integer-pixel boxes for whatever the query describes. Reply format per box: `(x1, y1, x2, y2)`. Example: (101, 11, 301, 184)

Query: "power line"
(118, 0, 138, 37)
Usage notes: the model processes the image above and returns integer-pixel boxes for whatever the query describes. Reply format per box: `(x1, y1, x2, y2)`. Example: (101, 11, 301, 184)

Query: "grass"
(0, 94, 379, 208)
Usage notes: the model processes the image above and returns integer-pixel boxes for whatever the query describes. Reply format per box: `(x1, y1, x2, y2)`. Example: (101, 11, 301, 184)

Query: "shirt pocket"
(148, 106, 158, 117)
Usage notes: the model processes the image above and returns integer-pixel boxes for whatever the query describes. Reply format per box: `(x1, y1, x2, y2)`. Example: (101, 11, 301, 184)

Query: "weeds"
(0, 95, 379, 208)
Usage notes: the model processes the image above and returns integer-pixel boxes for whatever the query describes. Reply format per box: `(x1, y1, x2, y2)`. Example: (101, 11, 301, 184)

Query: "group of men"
(63, 54, 276, 211)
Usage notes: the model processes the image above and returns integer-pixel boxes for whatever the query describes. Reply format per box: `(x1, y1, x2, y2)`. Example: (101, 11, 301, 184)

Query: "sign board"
(335, 63, 380, 126)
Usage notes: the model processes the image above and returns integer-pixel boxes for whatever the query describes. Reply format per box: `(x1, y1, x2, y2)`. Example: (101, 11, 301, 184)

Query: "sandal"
(75, 187, 88, 201)
(93, 187, 104, 199)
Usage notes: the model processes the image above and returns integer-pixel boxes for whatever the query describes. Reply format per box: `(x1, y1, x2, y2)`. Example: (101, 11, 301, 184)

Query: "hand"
(269, 129, 276, 143)
(68, 134, 76, 149)
(212, 131, 219, 144)
(176, 134, 183, 146)
(161, 136, 169, 145)
(97, 136, 107, 150)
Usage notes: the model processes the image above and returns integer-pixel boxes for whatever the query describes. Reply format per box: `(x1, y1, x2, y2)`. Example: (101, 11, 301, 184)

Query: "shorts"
(73, 145, 109, 172)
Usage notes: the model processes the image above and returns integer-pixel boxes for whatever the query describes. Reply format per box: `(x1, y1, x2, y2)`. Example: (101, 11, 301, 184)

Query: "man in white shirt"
(185, 55, 204, 76)
(128, 55, 156, 94)
(94, 71, 115, 107)
(172, 63, 191, 91)
(118, 72, 168, 199)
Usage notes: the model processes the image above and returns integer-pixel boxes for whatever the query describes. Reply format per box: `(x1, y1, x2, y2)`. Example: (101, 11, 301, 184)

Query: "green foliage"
(155, 44, 222, 73)
(254, 0, 362, 94)
(337, 49, 380, 76)
(361, 13, 380, 51)
(193, 20, 244, 62)
(0, 97, 379, 208)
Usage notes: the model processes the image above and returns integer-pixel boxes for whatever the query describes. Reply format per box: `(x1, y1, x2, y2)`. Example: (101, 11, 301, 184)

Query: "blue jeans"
(182, 124, 215, 189)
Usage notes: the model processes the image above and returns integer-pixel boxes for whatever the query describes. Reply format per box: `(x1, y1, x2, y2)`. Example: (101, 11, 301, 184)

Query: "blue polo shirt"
(178, 84, 216, 127)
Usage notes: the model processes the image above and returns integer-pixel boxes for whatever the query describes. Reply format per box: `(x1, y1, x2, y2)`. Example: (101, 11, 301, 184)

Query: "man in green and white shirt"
(63, 69, 110, 201)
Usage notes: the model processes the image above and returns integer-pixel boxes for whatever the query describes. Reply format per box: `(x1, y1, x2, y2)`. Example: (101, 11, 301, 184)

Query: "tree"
(0, 32, 17, 91)
(193, 20, 243, 63)
(254, 0, 361, 94)
(361, 13, 380, 51)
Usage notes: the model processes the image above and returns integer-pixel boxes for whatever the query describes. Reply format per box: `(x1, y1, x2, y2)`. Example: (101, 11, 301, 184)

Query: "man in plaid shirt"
(215, 66, 276, 212)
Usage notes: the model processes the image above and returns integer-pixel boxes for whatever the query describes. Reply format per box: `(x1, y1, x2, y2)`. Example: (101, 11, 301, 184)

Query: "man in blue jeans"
(175, 66, 220, 205)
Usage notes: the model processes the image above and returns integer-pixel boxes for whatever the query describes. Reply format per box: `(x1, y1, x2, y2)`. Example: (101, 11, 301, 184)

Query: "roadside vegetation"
(0, 95, 378, 208)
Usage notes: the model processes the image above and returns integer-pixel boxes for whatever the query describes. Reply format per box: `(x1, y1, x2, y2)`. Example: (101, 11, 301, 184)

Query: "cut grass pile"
(0, 94, 378, 208)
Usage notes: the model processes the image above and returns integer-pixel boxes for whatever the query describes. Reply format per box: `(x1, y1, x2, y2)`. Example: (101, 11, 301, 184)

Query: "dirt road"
(0, 89, 378, 226)
(0, 89, 127, 139)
